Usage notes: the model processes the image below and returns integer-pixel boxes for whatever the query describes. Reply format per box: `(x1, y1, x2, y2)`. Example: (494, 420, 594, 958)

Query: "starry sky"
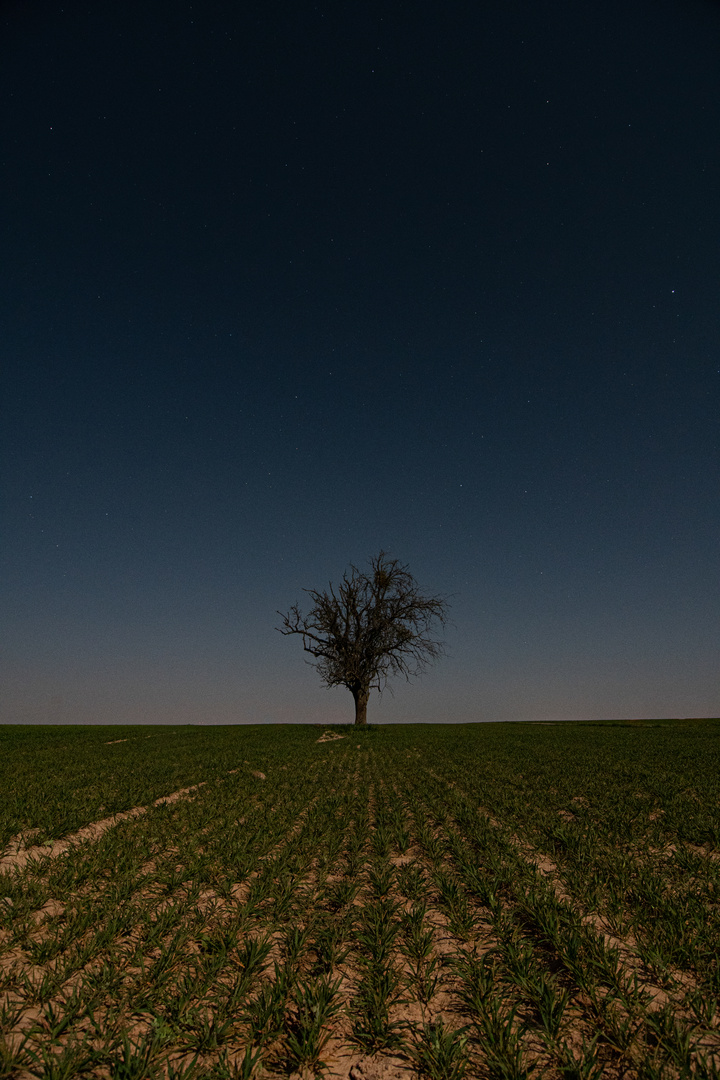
(2, 0, 719, 726)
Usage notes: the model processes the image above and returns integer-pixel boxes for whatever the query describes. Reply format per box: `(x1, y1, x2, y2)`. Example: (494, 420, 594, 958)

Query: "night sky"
(2, 0, 719, 726)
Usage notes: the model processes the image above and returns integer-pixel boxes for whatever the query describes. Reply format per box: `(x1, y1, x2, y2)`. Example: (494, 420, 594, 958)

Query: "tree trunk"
(352, 685, 370, 726)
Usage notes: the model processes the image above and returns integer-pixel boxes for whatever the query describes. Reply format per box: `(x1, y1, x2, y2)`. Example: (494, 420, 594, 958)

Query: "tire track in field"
(0, 785, 208, 873)
(0, 764, 273, 874)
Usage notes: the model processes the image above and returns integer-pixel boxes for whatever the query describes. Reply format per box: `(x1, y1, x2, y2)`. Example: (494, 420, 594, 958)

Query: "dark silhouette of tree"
(277, 551, 450, 725)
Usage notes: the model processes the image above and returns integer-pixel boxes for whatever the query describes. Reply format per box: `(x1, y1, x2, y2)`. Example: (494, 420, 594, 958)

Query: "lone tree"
(277, 551, 450, 725)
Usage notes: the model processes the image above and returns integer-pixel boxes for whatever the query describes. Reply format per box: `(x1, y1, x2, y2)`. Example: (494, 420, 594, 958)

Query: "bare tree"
(277, 551, 450, 725)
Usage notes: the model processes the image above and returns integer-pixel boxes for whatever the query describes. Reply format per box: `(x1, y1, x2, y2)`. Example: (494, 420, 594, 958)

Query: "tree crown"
(277, 551, 450, 696)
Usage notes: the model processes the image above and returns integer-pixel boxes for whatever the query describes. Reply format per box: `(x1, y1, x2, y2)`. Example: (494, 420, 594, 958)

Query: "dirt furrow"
(0, 785, 207, 873)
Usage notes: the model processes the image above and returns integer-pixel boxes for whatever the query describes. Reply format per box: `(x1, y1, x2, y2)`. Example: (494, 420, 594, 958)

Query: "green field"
(1, 720, 719, 1078)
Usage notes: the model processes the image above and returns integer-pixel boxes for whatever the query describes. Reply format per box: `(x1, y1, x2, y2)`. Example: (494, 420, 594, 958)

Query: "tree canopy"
(277, 552, 450, 724)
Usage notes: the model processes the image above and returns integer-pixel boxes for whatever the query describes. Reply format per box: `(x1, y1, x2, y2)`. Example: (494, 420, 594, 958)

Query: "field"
(1, 720, 720, 1080)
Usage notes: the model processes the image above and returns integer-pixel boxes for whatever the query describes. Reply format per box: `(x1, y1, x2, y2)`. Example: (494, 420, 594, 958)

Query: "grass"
(1, 719, 719, 1078)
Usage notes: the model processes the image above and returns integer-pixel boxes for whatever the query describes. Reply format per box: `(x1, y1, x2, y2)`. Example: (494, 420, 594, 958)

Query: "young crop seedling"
(470, 995, 532, 1080)
(282, 924, 312, 973)
(407, 1019, 470, 1080)
(242, 975, 289, 1049)
(531, 974, 570, 1046)
(401, 902, 435, 961)
(309, 919, 352, 974)
(350, 964, 406, 1052)
(558, 1036, 604, 1080)
(410, 952, 443, 1006)
(324, 877, 360, 911)
(282, 976, 343, 1073)
(397, 862, 427, 902)
(368, 861, 394, 899)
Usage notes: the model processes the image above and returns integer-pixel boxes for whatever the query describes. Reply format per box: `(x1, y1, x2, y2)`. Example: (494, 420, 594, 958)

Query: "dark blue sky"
(2, 0, 718, 725)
